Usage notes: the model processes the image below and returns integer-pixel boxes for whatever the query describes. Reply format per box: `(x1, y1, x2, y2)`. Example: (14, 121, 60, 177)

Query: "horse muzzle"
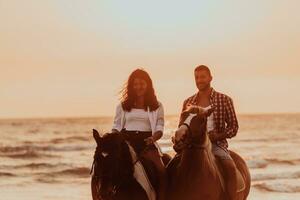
(99, 185, 117, 200)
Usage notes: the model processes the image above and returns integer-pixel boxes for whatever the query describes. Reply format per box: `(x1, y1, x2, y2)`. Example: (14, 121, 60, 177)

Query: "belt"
(122, 129, 152, 135)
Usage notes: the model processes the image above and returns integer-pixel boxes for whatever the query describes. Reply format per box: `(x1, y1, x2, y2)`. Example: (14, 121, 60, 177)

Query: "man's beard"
(197, 83, 210, 91)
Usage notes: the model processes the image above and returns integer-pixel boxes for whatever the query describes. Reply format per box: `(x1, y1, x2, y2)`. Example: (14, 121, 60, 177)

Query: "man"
(178, 65, 239, 200)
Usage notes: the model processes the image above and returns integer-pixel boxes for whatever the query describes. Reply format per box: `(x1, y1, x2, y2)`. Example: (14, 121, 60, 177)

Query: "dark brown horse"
(167, 111, 251, 200)
(91, 129, 171, 200)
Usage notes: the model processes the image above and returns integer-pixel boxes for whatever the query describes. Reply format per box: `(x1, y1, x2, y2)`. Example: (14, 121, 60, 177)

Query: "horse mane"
(201, 133, 216, 172)
(191, 132, 219, 178)
(118, 136, 135, 179)
(101, 133, 135, 181)
(203, 133, 225, 191)
(183, 115, 225, 190)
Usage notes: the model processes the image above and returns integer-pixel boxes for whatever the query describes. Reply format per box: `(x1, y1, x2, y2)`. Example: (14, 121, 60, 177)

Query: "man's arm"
(209, 97, 238, 142)
(224, 97, 239, 138)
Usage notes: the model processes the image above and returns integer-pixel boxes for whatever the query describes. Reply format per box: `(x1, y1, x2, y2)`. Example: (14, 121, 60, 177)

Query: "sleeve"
(178, 99, 188, 127)
(112, 103, 123, 132)
(155, 103, 165, 133)
(224, 97, 239, 138)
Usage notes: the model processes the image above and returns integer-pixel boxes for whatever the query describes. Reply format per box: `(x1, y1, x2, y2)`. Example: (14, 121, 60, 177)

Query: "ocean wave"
(16, 162, 68, 169)
(35, 167, 91, 179)
(0, 162, 70, 170)
(10, 122, 24, 126)
(0, 172, 16, 177)
(247, 158, 300, 169)
(266, 158, 300, 165)
(0, 145, 50, 153)
(2, 150, 59, 159)
(254, 182, 300, 193)
(27, 128, 40, 134)
(236, 137, 292, 143)
(252, 171, 300, 181)
(247, 159, 269, 169)
(49, 136, 89, 144)
(35, 177, 62, 184)
(0, 144, 91, 154)
(55, 167, 90, 177)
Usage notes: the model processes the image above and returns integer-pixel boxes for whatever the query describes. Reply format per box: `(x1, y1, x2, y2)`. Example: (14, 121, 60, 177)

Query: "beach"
(1, 114, 300, 200)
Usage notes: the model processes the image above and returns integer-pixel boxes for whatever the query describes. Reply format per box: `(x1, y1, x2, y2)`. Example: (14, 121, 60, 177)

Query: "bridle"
(95, 160, 130, 200)
(181, 121, 208, 150)
(93, 140, 139, 200)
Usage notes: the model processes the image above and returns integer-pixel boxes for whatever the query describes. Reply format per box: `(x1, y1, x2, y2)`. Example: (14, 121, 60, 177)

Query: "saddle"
(126, 142, 159, 200)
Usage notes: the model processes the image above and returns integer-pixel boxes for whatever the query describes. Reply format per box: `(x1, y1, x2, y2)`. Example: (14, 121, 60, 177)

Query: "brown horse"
(167, 111, 251, 200)
(91, 129, 171, 200)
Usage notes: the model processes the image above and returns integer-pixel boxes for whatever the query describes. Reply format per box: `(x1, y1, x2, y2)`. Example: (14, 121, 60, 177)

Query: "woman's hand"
(144, 136, 155, 145)
(144, 131, 163, 145)
(111, 129, 120, 133)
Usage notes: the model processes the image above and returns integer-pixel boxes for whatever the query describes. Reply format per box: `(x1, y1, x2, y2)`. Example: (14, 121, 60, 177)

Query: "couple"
(111, 65, 239, 200)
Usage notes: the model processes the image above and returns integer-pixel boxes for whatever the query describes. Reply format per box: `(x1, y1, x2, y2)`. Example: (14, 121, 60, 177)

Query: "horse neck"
(116, 141, 135, 181)
(181, 133, 219, 181)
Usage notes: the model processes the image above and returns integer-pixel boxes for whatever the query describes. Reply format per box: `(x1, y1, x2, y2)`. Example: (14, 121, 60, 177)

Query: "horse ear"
(92, 129, 102, 145)
(179, 112, 190, 126)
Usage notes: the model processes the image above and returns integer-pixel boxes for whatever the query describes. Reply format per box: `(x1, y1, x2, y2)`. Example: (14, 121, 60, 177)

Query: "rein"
(181, 123, 208, 150)
(181, 121, 226, 192)
(93, 140, 146, 199)
(91, 144, 134, 199)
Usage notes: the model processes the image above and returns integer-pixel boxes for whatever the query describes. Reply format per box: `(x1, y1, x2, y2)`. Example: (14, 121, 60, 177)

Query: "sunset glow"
(1, 0, 299, 118)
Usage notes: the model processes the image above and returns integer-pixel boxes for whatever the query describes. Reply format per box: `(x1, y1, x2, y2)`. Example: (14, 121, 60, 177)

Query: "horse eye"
(101, 152, 109, 157)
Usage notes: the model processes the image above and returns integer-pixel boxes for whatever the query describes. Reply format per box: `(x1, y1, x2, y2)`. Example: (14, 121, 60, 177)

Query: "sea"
(1, 114, 300, 200)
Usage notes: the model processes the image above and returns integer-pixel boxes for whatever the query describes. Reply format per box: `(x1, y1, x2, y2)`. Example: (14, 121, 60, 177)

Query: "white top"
(203, 105, 215, 132)
(124, 108, 152, 132)
(112, 102, 164, 134)
(112, 102, 165, 156)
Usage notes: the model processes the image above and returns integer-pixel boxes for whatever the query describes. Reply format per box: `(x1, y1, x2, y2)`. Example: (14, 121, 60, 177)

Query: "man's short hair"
(194, 65, 212, 76)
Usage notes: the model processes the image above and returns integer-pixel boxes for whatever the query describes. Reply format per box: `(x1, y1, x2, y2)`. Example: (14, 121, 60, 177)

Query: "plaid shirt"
(179, 88, 239, 149)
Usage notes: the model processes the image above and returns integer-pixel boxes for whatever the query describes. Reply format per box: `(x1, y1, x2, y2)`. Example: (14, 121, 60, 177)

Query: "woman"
(112, 68, 166, 200)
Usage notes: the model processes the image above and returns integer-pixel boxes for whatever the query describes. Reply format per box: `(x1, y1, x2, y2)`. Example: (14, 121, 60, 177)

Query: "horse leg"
(219, 159, 238, 200)
(141, 149, 167, 200)
(91, 176, 101, 200)
(229, 151, 251, 200)
(116, 181, 148, 200)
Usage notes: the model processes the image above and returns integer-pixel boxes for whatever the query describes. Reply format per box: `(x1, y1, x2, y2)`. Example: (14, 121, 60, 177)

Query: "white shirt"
(204, 105, 215, 132)
(112, 102, 164, 134)
(124, 108, 152, 132)
(111, 102, 165, 156)
(182, 105, 215, 132)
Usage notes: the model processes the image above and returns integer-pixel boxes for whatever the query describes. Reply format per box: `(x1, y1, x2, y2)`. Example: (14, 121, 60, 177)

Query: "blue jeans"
(212, 143, 233, 160)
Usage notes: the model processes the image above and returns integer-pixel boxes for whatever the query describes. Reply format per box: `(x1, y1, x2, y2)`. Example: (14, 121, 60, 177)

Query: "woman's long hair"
(120, 69, 159, 112)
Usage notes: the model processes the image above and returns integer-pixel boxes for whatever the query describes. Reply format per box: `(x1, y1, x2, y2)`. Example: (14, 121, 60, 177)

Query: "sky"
(0, 0, 300, 118)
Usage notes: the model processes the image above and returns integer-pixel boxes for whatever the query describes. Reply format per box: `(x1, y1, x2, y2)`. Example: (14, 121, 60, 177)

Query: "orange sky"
(1, 1, 300, 118)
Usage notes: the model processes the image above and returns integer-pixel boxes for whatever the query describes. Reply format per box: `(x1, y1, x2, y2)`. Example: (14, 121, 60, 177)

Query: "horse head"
(92, 129, 133, 199)
(174, 106, 214, 149)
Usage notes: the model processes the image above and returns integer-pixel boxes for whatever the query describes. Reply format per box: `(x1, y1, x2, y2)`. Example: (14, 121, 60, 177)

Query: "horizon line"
(1, 112, 300, 121)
